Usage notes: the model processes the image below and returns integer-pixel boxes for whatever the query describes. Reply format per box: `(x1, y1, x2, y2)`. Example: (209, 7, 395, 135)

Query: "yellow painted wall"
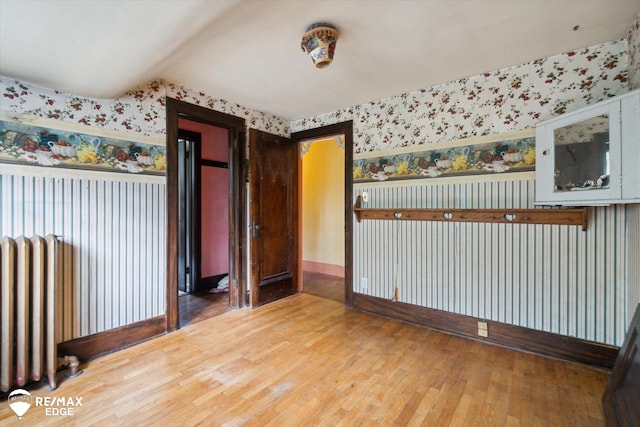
(302, 137, 345, 267)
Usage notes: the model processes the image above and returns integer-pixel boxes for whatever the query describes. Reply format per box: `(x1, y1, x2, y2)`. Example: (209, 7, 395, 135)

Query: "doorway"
(300, 134, 346, 303)
(177, 122, 232, 327)
(165, 98, 247, 332)
(292, 121, 354, 307)
(166, 103, 353, 330)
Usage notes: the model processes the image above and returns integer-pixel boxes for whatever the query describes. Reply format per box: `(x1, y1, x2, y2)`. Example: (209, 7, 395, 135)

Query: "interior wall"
(1, 20, 637, 345)
(629, 12, 640, 90)
(301, 137, 345, 275)
(179, 119, 229, 162)
(291, 38, 635, 347)
(200, 167, 229, 278)
(0, 163, 166, 341)
(0, 76, 288, 340)
(627, 8, 640, 323)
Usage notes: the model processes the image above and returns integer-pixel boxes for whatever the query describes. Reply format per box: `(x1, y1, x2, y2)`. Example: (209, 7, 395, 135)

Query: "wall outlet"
(478, 321, 488, 337)
(361, 277, 368, 290)
(362, 192, 369, 203)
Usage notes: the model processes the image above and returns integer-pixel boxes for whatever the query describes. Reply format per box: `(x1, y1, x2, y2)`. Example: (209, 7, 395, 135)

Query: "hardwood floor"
(302, 271, 344, 303)
(0, 294, 609, 426)
(179, 289, 230, 328)
(178, 271, 342, 328)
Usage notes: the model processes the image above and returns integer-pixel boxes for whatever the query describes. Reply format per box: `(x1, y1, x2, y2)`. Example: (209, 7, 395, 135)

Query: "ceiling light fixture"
(300, 23, 339, 68)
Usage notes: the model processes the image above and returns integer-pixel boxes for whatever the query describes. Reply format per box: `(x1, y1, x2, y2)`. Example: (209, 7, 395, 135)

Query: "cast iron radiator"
(0, 235, 59, 392)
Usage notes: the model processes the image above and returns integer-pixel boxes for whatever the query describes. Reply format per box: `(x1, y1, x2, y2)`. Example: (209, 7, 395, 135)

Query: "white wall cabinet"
(535, 90, 640, 206)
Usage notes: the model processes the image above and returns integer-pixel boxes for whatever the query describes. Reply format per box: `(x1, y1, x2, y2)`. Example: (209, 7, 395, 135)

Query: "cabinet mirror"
(553, 114, 610, 192)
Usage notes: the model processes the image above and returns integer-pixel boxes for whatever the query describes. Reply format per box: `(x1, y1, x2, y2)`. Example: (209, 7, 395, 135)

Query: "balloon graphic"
(8, 389, 32, 419)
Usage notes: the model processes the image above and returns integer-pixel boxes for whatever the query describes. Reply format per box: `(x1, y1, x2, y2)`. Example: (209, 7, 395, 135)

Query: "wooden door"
(602, 303, 640, 426)
(249, 129, 298, 307)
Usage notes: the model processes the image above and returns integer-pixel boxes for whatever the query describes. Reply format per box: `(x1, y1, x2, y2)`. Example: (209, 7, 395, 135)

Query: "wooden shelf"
(353, 196, 588, 230)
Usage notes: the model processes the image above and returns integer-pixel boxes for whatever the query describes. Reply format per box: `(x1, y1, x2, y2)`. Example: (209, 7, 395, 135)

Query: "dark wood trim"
(57, 315, 166, 361)
(353, 195, 589, 230)
(291, 121, 354, 307)
(202, 159, 229, 169)
(166, 98, 247, 332)
(353, 293, 619, 369)
(166, 100, 179, 331)
(603, 303, 640, 426)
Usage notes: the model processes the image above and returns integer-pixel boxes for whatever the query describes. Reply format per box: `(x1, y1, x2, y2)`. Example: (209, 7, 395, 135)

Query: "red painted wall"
(179, 119, 229, 279)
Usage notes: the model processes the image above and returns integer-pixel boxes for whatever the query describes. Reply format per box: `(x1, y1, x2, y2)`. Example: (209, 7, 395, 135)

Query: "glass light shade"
(301, 23, 339, 68)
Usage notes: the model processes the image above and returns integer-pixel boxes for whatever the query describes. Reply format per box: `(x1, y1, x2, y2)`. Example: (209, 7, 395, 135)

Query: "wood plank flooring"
(0, 294, 609, 426)
(302, 271, 344, 303)
(179, 289, 230, 328)
(179, 271, 342, 327)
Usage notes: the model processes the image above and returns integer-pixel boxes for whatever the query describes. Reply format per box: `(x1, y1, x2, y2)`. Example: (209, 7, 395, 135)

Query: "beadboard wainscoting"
(353, 175, 636, 348)
(0, 165, 166, 343)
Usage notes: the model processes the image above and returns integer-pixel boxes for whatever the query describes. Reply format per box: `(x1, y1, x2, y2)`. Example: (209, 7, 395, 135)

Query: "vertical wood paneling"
(354, 177, 634, 346)
(0, 171, 166, 341)
(628, 205, 640, 334)
(103, 181, 113, 331)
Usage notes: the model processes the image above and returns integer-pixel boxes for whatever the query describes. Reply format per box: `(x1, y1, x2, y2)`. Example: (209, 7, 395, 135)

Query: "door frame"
(291, 121, 354, 307)
(166, 98, 247, 332)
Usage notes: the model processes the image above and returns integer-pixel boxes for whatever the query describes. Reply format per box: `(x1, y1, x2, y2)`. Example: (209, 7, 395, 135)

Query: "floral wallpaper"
(629, 13, 640, 90)
(0, 79, 167, 137)
(0, 77, 289, 140)
(164, 82, 289, 136)
(0, 36, 634, 165)
(291, 39, 630, 155)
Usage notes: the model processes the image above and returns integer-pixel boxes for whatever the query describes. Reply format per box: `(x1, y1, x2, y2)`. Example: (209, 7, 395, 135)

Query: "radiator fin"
(0, 234, 58, 392)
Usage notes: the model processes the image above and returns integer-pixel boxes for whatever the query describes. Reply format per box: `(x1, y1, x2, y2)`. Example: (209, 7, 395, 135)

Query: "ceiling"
(0, 1, 638, 121)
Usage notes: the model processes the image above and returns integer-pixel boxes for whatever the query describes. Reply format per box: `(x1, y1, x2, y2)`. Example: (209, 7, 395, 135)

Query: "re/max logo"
(35, 397, 83, 407)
